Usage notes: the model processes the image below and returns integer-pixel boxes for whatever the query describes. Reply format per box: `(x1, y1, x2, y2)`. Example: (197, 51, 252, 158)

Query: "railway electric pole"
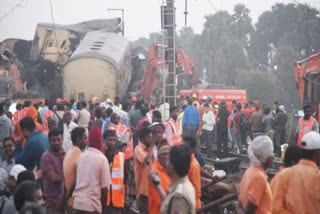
(161, 0, 176, 108)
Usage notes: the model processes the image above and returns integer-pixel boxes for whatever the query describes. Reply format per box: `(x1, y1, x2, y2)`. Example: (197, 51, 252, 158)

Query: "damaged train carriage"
(63, 31, 132, 102)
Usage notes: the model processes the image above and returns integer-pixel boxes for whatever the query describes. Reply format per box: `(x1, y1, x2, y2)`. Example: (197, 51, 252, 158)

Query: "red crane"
(140, 42, 201, 99)
(294, 52, 320, 123)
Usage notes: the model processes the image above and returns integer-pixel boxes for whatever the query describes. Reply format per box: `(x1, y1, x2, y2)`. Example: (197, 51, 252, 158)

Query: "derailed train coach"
(63, 31, 132, 102)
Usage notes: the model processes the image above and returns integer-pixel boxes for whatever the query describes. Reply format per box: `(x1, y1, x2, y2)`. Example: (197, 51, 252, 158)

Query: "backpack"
(240, 112, 250, 133)
(54, 112, 64, 132)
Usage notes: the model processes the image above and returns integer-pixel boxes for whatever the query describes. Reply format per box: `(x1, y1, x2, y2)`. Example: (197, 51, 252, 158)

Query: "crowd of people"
(0, 93, 319, 214)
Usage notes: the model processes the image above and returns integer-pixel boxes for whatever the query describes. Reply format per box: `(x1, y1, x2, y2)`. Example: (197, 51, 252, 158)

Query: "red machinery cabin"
(294, 52, 320, 122)
(180, 89, 247, 112)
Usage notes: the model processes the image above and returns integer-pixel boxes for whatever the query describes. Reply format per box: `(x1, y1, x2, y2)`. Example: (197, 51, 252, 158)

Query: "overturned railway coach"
(63, 31, 132, 102)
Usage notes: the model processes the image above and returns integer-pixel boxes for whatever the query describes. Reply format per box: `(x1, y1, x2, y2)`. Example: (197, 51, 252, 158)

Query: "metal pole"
(184, 0, 188, 26)
(167, 0, 176, 106)
(121, 9, 125, 36)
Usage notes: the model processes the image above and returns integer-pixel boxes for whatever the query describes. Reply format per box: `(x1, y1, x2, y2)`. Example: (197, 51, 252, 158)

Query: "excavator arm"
(294, 52, 320, 122)
(140, 42, 164, 99)
(176, 47, 201, 85)
(140, 43, 201, 100)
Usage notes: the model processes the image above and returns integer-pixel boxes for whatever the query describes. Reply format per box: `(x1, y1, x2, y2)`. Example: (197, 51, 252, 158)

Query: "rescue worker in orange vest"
(103, 130, 128, 214)
(109, 113, 134, 160)
(147, 145, 171, 214)
(296, 105, 319, 146)
(192, 93, 199, 107)
(21, 100, 32, 119)
(165, 106, 182, 147)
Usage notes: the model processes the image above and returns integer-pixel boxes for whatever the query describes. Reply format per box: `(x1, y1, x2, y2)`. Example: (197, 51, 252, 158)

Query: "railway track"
(200, 146, 282, 176)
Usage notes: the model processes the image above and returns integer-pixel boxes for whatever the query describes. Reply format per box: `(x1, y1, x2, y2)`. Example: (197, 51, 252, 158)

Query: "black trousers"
(202, 129, 214, 157)
(217, 129, 228, 153)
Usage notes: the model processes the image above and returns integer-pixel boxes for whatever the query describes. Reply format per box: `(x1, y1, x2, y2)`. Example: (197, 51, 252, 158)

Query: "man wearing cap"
(296, 105, 319, 146)
(273, 131, 320, 214)
(2, 164, 27, 214)
(7, 164, 26, 194)
(191, 94, 199, 108)
(103, 130, 129, 214)
(72, 127, 111, 214)
(109, 113, 134, 160)
(165, 106, 182, 147)
(147, 145, 171, 214)
(150, 122, 167, 160)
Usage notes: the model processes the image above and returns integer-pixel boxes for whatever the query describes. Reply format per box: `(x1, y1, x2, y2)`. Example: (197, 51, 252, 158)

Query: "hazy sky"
(1, 0, 319, 42)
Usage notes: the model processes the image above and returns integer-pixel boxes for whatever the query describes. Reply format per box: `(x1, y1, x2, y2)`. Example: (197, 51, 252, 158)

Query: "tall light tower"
(108, 8, 125, 36)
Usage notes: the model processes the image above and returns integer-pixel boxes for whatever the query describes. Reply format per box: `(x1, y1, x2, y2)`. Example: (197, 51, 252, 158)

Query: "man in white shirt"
(63, 111, 78, 152)
(77, 101, 90, 129)
(202, 103, 215, 157)
(158, 99, 170, 122)
(66, 103, 77, 122)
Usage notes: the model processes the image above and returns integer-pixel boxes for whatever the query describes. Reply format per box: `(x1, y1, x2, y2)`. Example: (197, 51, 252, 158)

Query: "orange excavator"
(140, 42, 202, 101)
(294, 52, 320, 123)
(0, 52, 23, 98)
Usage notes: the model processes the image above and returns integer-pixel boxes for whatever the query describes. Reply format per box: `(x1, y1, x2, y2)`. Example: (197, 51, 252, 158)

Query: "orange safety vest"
(107, 152, 125, 208)
(21, 108, 28, 119)
(297, 116, 317, 145)
(109, 124, 134, 159)
(166, 118, 183, 147)
(227, 115, 231, 128)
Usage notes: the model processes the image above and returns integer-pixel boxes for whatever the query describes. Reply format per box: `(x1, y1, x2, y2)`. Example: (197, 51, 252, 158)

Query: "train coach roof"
(37, 19, 121, 35)
(67, 31, 130, 69)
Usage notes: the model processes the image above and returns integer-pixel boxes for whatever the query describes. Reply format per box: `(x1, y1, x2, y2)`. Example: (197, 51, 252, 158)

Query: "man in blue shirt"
(182, 99, 200, 139)
(15, 117, 49, 170)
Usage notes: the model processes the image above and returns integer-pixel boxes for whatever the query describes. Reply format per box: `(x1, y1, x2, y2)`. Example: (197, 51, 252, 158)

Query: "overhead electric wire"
(292, 0, 320, 15)
(0, 0, 26, 23)
(206, 0, 217, 12)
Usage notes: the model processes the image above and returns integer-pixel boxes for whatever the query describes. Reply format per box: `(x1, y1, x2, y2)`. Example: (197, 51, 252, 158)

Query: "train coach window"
(93, 44, 103, 48)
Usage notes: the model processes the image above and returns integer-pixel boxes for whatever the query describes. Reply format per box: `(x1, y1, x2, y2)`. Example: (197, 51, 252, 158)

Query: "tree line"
(132, 3, 320, 108)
